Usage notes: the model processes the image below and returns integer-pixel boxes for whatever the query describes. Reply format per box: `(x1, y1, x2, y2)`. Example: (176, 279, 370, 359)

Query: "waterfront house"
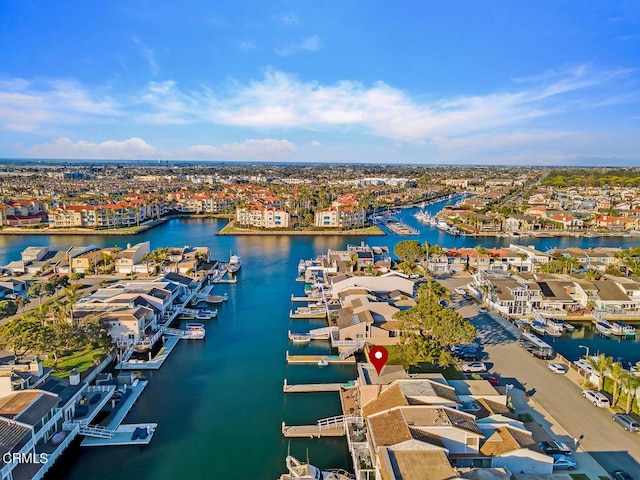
(478, 425, 553, 474)
(329, 272, 415, 301)
(375, 449, 458, 480)
(70, 247, 103, 274)
(114, 242, 151, 274)
(0, 389, 67, 480)
(473, 271, 531, 316)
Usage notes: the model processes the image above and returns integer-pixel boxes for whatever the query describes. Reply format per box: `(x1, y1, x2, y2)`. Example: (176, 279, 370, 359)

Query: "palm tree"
(610, 362, 624, 407)
(64, 287, 82, 325)
(621, 373, 640, 414)
(588, 353, 613, 391)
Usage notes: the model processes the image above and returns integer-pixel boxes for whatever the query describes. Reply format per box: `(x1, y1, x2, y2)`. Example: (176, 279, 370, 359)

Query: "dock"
(118, 336, 181, 369)
(291, 294, 323, 302)
(283, 379, 347, 393)
(81, 423, 158, 447)
(81, 380, 157, 447)
(286, 352, 356, 365)
(289, 309, 327, 319)
(281, 422, 345, 438)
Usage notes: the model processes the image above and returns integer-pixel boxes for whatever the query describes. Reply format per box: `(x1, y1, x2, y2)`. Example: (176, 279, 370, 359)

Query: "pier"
(285, 352, 356, 365)
(281, 423, 345, 438)
(283, 379, 347, 393)
(118, 336, 181, 369)
(80, 380, 157, 447)
(289, 308, 327, 319)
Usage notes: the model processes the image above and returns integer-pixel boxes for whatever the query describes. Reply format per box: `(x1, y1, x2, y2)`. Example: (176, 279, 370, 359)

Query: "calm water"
(0, 202, 637, 479)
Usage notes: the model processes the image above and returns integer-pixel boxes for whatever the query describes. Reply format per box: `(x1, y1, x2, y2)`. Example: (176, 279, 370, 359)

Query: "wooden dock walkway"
(283, 379, 346, 393)
(286, 352, 356, 365)
(281, 422, 344, 438)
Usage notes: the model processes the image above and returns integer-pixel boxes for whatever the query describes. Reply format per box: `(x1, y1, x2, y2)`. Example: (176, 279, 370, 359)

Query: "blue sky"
(1, 1, 639, 164)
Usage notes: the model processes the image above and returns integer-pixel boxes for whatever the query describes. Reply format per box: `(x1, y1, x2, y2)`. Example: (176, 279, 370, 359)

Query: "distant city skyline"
(1, 1, 639, 165)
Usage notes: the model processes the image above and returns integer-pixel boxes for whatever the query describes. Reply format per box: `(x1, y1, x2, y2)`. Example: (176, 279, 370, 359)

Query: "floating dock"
(281, 423, 345, 438)
(118, 336, 181, 369)
(290, 295, 323, 302)
(289, 309, 327, 319)
(81, 380, 156, 447)
(286, 352, 356, 365)
(283, 379, 346, 393)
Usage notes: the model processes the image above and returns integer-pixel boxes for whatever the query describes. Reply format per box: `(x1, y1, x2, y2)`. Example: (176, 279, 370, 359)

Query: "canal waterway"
(0, 200, 637, 479)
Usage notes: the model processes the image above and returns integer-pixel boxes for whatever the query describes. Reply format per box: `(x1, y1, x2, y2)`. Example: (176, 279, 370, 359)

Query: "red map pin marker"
(369, 346, 389, 375)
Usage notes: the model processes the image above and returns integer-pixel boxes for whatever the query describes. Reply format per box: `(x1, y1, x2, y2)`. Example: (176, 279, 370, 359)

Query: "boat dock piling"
(283, 379, 345, 393)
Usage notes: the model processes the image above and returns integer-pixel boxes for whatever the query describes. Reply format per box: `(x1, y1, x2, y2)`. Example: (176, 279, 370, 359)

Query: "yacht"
(531, 320, 547, 335)
(278, 455, 353, 480)
(228, 253, 241, 273)
(612, 321, 637, 337)
(288, 330, 311, 345)
(184, 323, 205, 340)
(195, 309, 217, 320)
(595, 321, 613, 336)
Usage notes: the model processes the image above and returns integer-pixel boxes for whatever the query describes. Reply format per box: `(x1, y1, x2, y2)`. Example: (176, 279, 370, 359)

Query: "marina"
(2, 211, 639, 480)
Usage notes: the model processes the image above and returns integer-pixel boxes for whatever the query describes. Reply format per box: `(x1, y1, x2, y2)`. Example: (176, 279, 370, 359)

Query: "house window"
(466, 437, 478, 447)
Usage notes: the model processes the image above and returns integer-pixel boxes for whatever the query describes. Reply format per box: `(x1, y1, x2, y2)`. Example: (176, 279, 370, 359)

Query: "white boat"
(531, 320, 547, 335)
(184, 323, 205, 340)
(279, 455, 353, 480)
(206, 293, 228, 304)
(414, 210, 432, 224)
(288, 330, 311, 344)
(612, 321, 636, 337)
(317, 357, 329, 367)
(595, 321, 613, 336)
(228, 253, 241, 273)
(196, 309, 217, 320)
(436, 219, 450, 231)
(545, 324, 563, 337)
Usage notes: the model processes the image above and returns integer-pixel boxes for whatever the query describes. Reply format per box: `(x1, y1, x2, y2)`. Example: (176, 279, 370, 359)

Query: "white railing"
(87, 384, 116, 393)
(340, 341, 365, 359)
(317, 415, 363, 431)
(78, 424, 116, 439)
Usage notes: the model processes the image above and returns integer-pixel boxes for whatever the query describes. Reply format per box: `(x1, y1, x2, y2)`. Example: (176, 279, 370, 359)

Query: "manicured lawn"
(385, 345, 464, 380)
(570, 475, 591, 480)
(43, 346, 110, 378)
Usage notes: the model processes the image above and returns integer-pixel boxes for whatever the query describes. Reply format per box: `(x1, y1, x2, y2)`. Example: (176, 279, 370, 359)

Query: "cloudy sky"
(1, 1, 639, 164)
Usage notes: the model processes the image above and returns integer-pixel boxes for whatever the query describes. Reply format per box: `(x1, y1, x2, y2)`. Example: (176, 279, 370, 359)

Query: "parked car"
(612, 414, 640, 432)
(454, 287, 466, 295)
(582, 390, 611, 408)
(483, 375, 499, 386)
(461, 362, 487, 373)
(613, 470, 633, 480)
(463, 294, 472, 300)
(439, 299, 449, 308)
(538, 440, 572, 456)
(547, 363, 567, 374)
(477, 307, 487, 313)
(551, 454, 577, 471)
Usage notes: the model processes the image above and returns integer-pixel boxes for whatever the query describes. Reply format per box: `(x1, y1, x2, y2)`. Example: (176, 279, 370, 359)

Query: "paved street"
(438, 274, 640, 477)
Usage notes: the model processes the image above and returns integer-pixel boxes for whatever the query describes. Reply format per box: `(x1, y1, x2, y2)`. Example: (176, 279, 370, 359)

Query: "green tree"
(0, 300, 17, 319)
(395, 295, 475, 367)
(394, 240, 424, 263)
(0, 319, 48, 360)
(588, 353, 613, 391)
(621, 372, 640, 414)
(610, 362, 624, 407)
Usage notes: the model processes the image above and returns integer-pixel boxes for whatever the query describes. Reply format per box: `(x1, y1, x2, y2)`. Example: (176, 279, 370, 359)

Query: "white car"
(582, 389, 610, 407)
(477, 307, 488, 314)
(461, 362, 487, 373)
(454, 287, 466, 295)
(551, 454, 577, 471)
(547, 363, 567, 374)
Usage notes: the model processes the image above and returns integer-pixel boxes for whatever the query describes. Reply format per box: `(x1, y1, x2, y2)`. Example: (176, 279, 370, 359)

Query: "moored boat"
(278, 455, 353, 480)
(595, 321, 613, 336)
(531, 320, 547, 335)
(317, 357, 329, 367)
(184, 323, 205, 340)
(288, 330, 311, 344)
(228, 253, 241, 273)
(196, 309, 217, 320)
(613, 320, 636, 337)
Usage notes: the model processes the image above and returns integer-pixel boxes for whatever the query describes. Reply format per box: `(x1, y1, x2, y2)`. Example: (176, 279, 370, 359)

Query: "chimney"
(69, 368, 80, 386)
(29, 356, 43, 377)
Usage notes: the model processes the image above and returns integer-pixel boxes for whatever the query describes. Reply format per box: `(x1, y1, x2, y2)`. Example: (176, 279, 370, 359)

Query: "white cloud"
(238, 41, 256, 51)
(186, 138, 296, 160)
(0, 78, 119, 132)
(279, 14, 298, 25)
(275, 36, 321, 56)
(28, 137, 156, 159)
(132, 36, 159, 76)
(310, 140, 322, 147)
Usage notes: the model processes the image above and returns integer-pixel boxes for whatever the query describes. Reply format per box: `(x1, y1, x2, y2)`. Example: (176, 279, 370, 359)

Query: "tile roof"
(363, 384, 409, 418)
(480, 426, 535, 456)
(378, 448, 456, 480)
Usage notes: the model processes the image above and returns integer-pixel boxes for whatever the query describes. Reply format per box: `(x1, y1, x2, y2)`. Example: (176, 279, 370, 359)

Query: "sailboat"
(278, 452, 353, 480)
